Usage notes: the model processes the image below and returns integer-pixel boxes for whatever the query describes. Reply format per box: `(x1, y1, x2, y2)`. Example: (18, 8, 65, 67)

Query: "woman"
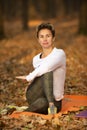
(16, 23, 66, 114)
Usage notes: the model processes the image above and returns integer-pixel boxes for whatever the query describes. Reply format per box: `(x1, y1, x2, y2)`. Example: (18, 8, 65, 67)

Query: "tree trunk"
(46, 0, 57, 18)
(79, 0, 87, 35)
(63, 0, 74, 15)
(0, 0, 5, 40)
(21, 0, 29, 30)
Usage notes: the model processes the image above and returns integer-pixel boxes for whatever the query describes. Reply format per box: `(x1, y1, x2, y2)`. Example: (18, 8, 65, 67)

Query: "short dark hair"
(36, 23, 55, 38)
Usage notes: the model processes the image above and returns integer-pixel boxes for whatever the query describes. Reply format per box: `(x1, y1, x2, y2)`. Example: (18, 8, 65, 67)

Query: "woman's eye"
(47, 34, 52, 37)
(39, 34, 51, 38)
(39, 35, 43, 38)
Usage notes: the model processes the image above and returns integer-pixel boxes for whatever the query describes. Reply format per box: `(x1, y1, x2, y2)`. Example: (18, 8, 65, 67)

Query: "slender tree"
(0, 0, 5, 40)
(46, 0, 57, 18)
(21, 0, 29, 30)
(79, 0, 87, 35)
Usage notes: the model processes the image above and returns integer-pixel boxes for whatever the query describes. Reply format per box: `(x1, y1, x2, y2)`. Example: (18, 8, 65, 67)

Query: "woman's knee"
(42, 72, 53, 80)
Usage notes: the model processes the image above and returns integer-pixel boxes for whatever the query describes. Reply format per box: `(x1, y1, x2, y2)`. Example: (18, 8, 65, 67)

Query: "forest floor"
(0, 18, 87, 129)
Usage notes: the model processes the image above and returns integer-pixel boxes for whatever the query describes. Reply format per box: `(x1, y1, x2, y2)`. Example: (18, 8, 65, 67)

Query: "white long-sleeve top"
(26, 47, 66, 101)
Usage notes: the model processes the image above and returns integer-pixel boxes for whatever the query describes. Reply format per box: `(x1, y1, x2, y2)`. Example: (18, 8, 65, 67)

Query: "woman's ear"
(53, 37, 55, 42)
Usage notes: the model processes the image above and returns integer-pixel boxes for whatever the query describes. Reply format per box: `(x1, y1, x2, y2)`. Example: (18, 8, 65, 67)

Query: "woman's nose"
(43, 36, 47, 41)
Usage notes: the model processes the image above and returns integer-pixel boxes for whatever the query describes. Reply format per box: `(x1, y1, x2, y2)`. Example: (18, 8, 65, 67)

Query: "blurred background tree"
(21, 0, 29, 30)
(0, 0, 87, 40)
(79, 0, 87, 35)
(0, 0, 5, 40)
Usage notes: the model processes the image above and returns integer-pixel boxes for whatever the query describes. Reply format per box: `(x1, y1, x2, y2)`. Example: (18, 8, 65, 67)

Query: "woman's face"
(37, 29, 55, 49)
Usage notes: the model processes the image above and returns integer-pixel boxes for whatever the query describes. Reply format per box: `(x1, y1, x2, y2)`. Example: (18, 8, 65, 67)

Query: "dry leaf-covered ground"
(0, 19, 87, 129)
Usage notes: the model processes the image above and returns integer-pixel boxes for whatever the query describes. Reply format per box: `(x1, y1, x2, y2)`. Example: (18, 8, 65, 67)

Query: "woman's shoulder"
(53, 47, 65, 55)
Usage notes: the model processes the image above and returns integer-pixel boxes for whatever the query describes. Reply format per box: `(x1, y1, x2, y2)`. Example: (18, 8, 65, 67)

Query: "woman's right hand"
(16, 76, 27, 80)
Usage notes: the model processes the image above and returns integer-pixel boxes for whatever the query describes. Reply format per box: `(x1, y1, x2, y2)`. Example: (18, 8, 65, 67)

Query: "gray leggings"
(26, 72, 62, 114)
